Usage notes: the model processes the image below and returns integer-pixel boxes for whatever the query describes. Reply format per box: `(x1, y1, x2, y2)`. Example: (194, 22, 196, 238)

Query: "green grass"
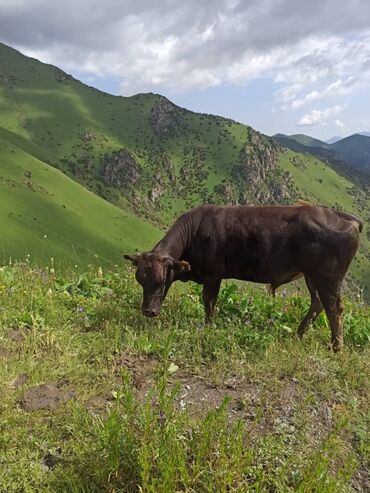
(0, 263, 369, 492)
(0, 133, 160, 267)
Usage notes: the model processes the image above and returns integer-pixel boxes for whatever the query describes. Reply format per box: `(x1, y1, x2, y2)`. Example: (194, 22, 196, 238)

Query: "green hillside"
(0, 132, 160, 267)
(274, 133, 329, 149)
(332, 134, 370, 175)
(0, 42, 369, 295)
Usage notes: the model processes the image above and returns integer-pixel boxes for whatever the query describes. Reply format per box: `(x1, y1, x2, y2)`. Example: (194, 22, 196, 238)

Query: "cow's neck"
(152, 210, 200, 259)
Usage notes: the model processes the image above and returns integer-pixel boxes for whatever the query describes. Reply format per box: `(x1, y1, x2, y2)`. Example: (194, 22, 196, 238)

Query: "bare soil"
(19, 382, 76, 411)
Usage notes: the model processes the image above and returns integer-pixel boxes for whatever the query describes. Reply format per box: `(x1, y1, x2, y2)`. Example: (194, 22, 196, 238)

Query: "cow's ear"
(171, 259, 191, 273)
(124, 253, 141, 266)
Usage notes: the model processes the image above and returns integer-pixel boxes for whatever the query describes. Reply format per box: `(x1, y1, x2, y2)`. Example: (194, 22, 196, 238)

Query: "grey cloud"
(0, 0, 370, 94)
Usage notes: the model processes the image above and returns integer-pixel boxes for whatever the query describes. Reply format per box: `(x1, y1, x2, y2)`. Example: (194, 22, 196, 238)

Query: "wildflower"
(43, 234, 47, 239)
(97, 267, 103, 278)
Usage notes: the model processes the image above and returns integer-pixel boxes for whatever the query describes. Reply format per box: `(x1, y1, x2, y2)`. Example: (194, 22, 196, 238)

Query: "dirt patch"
(7, 328, 26, 342)
(0, 347, 13, 359)
(170, 372, 314, 439)
(86, 393, 114, 413)
(172, 372, 264, 421)
(351, 465, 370, 492)
(113, 353, 158, 389)
(19, 382, 76, 411)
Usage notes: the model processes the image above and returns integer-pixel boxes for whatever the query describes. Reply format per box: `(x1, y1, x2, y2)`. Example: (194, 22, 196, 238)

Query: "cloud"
(288, 77, 356, 109)
(334, 119, 344, 128)
(297, 105, 346, 126)
(0, 1, 370, 96)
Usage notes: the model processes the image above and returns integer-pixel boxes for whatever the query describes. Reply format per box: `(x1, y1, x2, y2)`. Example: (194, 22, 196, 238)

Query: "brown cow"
(125, 204, 362, 351)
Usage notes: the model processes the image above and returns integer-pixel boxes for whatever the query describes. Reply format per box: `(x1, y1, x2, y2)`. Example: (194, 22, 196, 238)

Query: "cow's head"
(124, 252, 191, 317)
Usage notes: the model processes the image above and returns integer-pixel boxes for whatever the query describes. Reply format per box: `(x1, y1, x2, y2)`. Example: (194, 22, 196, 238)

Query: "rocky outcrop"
(212, 130, 296, 206)
(54, 68, 73, 84)
(101, 148, 141, 190)
(0, 72, 16, 86)
(150, 99, 185, 137)
(148, 183, 164, 202)
(239, 130, 277, 183)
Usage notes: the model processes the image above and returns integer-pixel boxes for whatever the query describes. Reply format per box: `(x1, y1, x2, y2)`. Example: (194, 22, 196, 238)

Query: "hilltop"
(331, 134, 370, 175)
(275, 132, 370, 176)
(0, 42, 369, 294)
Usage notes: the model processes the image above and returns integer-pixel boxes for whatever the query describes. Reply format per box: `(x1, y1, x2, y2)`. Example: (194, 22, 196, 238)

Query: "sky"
(0, 0, 370, 140)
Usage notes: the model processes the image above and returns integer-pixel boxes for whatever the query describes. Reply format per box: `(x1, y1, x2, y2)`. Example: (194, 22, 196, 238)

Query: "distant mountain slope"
(326, 136, 343, 144)
(331, 134, 370, 174)
(275, 133, 330, 149)
(0, 42, 369, 296)
(0, 132, 160, 266)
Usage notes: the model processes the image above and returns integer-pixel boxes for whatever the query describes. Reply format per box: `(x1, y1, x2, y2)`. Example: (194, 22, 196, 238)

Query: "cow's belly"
(230, 270, 303, 285)
(223, 256, 302, 284)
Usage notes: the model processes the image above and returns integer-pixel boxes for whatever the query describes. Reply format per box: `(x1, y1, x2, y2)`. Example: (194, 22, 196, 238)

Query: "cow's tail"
(335, 210, 363, 233)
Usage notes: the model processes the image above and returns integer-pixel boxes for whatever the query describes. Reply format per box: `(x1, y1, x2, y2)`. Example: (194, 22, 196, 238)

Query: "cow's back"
(184, 204, 360, 283)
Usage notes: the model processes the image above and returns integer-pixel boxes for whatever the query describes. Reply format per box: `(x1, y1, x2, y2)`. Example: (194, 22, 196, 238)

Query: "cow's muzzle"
(142, 308, 159, 318)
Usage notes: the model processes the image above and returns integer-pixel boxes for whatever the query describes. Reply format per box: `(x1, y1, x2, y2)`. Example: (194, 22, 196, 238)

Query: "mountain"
(275, 132, 370, 177)
(274, 133, 330, 149)
(0, 42, 369, 295)
(326, 136, 343, 144)
(331, 134, 370, 175)
(326, 132, 370, 143)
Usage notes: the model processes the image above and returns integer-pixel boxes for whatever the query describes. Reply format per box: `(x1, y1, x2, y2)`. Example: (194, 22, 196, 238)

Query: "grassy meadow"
(0, 262, 369, 492)
(0, 133, 160, 267)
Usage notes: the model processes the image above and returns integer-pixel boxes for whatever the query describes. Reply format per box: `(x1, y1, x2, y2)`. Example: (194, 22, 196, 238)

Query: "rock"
(101, 148, 141, 190)
(54, 68, 73, 84)
(213, 129, 296, 206)
(148, 184, 163, 202)
(150, 99, 185, 137)
(19, 382, 75, 411)
(0, 72, 17, 86)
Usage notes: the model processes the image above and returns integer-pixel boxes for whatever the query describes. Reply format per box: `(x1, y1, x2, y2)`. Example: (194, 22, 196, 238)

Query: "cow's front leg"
(202, 278, 221, 322)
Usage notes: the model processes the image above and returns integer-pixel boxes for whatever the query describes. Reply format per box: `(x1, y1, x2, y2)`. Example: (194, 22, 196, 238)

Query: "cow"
(125, 203, 363, 351)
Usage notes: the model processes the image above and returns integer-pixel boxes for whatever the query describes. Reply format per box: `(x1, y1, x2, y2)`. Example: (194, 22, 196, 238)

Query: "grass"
(0, 263, 369, 492)
(0, 133, 161, 267)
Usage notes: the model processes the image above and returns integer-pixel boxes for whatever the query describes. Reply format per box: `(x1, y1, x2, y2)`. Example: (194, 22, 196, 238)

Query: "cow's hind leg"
(317, 282, 344, 352)
(202, 278, 221, 322)
(297, 277, 323, 338)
